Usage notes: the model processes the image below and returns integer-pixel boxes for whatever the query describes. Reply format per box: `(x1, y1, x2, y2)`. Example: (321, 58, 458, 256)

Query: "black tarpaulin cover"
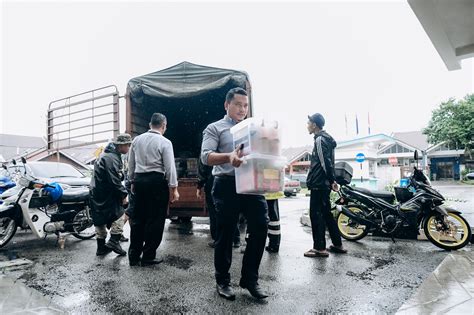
(127, 61, 250, 104)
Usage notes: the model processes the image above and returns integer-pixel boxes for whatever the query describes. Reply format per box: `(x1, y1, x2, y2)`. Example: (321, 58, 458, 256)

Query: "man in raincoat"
(90, 134, 132, 256)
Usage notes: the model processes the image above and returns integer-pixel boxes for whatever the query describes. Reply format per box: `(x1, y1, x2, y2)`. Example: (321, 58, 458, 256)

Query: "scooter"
(0, 159, 95, 248)
(334, 150, 471, 251)
(0, 175, 15, 197)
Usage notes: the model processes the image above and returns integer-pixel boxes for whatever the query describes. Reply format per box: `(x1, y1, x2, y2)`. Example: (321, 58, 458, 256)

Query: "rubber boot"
(106, 234, 127, 256)
(96, 239, 112, 256)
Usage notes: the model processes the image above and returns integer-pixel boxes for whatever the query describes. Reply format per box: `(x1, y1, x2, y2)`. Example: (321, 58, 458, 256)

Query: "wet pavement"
(0, 275, 65, 314)
(432, 182, 474, 228)
(0, 196, 469, 314)
(397, 250, 473, 315)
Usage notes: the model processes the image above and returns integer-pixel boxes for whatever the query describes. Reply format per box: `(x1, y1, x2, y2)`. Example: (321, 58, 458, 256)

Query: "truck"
(47, 61, 253, 222)
(125, 61, 254, 220)
(46, 62, 252, 221)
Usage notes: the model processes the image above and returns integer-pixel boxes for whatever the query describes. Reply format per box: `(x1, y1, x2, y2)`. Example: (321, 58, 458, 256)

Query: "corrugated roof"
(391, 131, 430, 150)
(0, 134, 46, 160)
(0, 133, 98, 163)
(282, 145, 312, 163)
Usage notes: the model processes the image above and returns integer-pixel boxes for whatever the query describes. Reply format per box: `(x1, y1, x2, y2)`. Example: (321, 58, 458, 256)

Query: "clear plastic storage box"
(235, 154, 286, 194)
(230, 118, 281, 156)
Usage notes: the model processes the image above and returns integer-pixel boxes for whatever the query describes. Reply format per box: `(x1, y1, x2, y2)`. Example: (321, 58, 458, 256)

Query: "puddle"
(346, 257, 396, 282)
(61, 291, 90, 307)
(163, 255, 194, 270)
(0, 249, 19, 261)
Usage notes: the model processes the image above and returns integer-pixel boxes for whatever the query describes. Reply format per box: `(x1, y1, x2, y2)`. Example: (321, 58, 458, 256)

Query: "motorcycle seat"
(353, 187, 395, 203)
(61, 189, 89, 203)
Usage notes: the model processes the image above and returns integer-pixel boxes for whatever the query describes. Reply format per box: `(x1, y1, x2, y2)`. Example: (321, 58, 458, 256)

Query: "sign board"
(355, 153, 365, 163)
(388, 156, 398, 165)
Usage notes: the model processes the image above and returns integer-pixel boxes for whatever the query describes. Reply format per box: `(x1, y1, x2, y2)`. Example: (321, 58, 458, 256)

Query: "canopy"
(127, 61, 251, 104)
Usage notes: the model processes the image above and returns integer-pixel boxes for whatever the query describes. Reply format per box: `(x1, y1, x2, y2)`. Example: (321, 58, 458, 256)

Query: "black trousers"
(309, 189, 342, 250)
(124, 179, 135, 217)
(212, 176, 268, 286)
(129, 172, 169, 262)
(206, 180, 241, 243)
(266, 199, 281, 249)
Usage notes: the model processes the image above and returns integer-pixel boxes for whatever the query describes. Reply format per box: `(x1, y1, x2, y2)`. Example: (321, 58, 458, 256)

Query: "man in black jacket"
(304, 113, 347, 258)
(90, 134, 132, 256)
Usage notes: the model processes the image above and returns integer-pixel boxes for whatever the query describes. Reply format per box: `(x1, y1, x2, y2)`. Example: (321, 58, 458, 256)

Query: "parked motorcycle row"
(334, 151, 472, 250)
(0, 158, 95, 248)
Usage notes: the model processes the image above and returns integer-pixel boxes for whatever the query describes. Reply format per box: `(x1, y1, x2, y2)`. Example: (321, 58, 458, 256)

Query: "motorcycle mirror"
(414, 150, 419, 160)
(11, 159, 16, 166)
(2, 164, 6, 170)
(21, 157, 27, 164)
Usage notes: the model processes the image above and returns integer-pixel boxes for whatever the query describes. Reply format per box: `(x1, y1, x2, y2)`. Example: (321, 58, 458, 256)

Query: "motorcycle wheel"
(424, 212, 471, 250)
(71, 209, 96, 240)
(0, 217, 17, 248)
(336, 207, 369, 241)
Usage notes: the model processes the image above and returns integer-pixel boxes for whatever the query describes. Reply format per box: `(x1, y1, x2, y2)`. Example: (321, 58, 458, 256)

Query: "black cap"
(308, 113, 325, 128)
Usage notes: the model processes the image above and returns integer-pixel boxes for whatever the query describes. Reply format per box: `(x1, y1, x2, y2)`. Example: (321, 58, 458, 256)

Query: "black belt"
(134, 172, 165, 181)
(214, 174, 235, 181)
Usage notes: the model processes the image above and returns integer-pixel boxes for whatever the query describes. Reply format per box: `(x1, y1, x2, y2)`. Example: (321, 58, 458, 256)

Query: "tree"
(423, 94, 474, 158)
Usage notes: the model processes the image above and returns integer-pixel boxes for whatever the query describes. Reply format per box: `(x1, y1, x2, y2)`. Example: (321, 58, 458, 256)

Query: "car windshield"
(28, 163, 85, 178)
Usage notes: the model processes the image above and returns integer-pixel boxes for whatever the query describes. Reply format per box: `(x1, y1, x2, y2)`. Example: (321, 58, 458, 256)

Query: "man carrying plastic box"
(201, 87, 269, 301)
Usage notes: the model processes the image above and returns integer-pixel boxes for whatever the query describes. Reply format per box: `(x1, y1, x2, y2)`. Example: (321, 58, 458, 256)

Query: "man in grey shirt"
(201, 87, 269, 300)
(127, 113, 179, 266)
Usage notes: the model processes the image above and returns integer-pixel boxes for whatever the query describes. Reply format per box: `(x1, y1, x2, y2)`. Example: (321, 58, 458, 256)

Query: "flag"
(345, 113, 348, 136)
(367, 112, 370, 135)
(355, 114, 359, 135)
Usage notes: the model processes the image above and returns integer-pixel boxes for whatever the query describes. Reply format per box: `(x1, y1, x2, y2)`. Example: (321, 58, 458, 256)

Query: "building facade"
(283, 131, 469, 190)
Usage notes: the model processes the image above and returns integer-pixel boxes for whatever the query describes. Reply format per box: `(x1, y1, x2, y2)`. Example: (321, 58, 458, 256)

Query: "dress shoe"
(141, 258, 164, 266)
(265, 245, 279, 253)
(239, 280, 269, 299)
(216, 284, 235, 301)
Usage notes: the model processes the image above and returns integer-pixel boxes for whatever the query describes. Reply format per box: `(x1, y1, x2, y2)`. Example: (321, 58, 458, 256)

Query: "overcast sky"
(1, 0, 473, 148)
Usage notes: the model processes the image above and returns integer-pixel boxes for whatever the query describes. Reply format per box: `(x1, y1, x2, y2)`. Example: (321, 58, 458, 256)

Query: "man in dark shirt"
(201, 87, 269, 300)
(305, 113, 347, 258)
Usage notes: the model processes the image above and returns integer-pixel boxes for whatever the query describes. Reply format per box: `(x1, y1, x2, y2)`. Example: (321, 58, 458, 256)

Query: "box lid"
(230, 117, 279, 134)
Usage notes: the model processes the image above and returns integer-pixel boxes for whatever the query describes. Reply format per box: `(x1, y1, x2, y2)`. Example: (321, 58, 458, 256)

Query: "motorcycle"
(0, 159, 95, 248)
(0, 159, 21, 199)
(334, 151, 471, 250)
(0, 175, 16, 197)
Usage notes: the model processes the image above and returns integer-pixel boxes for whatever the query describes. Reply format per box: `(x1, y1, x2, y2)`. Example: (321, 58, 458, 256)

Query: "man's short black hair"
(225, 87, 248, 103)
(150, 113, 167, 128)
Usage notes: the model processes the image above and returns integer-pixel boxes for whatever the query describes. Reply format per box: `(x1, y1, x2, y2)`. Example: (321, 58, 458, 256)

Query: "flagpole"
(355, 114, 359, 135)
(368, 111, 371, 135)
